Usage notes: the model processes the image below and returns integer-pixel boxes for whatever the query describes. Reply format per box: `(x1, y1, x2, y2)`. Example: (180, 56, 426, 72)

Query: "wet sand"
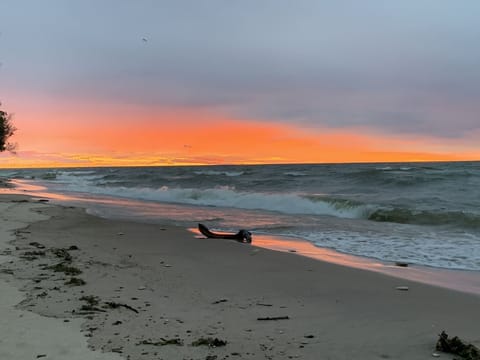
(1, 194, 479, 359)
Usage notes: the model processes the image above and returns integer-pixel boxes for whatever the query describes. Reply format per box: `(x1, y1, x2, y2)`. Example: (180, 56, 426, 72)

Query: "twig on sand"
(104, 301, 139, 313)
(257, 316, 289, 321)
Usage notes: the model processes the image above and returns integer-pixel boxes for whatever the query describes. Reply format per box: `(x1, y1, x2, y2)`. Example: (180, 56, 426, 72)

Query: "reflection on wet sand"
(193, 228, 480, 296)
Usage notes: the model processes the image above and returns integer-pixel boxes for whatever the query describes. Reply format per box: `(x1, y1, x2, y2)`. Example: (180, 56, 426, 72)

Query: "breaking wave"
(8, 162, 480, 231)
(64, 183, 480, 229)
(368, 208, 480, 229)
(69, 185, 367, 218)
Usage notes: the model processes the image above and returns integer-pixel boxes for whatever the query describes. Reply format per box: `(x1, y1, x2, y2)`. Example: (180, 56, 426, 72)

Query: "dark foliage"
(0, 105, 16, 152)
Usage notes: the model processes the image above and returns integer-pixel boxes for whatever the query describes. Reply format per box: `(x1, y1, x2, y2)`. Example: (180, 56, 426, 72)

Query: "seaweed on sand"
(80, 295, 99, 306)
(48, 262, 82, 275)
(436, 331, 480, 360)
(50, 248, 72, 262)
(138, 338, 184, 346)
(79, 295, 105, 312)
(65, 277, 86, 286)
(104, 301, 139, 313)
(191, 337, 227, 347)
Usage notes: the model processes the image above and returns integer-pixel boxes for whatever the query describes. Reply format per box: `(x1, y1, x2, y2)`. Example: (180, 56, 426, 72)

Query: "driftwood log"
(198, 223, 252, 243)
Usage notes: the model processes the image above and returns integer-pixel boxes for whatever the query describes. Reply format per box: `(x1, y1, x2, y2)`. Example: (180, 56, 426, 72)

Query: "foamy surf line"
(50, 180, 367, 219)
(12, 169, 480, 230)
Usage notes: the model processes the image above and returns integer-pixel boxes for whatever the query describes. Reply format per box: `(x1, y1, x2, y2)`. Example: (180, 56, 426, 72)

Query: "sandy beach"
(1, 194, 479, 360)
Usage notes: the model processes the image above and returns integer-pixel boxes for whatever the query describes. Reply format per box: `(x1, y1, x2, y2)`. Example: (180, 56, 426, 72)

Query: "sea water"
(2, 162, 480, 271)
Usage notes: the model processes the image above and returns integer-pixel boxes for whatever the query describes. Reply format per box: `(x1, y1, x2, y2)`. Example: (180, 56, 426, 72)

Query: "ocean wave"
(304, 195, 364, 210)
(34, 171, 480, 230)
(375, 166, 412, 171)
(193, 170, 244, 177)
(56, 172, 105, 183)
(63, 170, 98, 176)
(368, 208, 480, 228)
(61, 184, 366, 218)
(52, 177, 480, 229)
(347, 168, 449, 187)
(283, 171, 307, 177)
(40, 172, 58, 180)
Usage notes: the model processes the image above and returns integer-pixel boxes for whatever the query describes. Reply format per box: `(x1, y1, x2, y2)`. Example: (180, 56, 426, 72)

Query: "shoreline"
(189, 227, 480, 296)
(241, 232, 480, 296)
(3, 178, 480, 296)
(1, 193, 480, 359)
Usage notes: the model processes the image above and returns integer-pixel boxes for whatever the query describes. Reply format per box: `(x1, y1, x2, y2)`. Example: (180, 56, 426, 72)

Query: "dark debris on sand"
(191, 337, 227, 348)
(138, 338, 184, 346)
(47, 262, 82, 276)
(104, 301, 139, 313)
(64, 277, 86, 286)
(436, 331, 480, 360)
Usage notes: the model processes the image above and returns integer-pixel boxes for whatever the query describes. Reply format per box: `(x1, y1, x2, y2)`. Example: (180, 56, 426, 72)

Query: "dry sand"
(1, 194, 479, 360)
(0, 195, 122, 360)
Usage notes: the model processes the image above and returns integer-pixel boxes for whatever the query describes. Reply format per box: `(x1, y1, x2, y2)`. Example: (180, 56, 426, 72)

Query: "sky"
(1, 0, 479, 167)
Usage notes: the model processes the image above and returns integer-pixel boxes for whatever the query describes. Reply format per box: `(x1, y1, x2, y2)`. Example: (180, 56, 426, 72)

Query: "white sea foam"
(64, 170, 97, 175)
(292, 227, 480, 271)
(376, 166, 412, 171)
(55, 179, 366, 218)
(56, 172, 105, 184)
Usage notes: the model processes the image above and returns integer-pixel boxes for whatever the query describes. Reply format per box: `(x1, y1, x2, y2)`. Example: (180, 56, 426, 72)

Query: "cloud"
(1, 0, 480, 140)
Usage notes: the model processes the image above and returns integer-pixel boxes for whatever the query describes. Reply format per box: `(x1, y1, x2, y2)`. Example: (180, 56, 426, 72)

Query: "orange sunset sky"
(1, 1, 479, 168)
(1, 94, 479, 168)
